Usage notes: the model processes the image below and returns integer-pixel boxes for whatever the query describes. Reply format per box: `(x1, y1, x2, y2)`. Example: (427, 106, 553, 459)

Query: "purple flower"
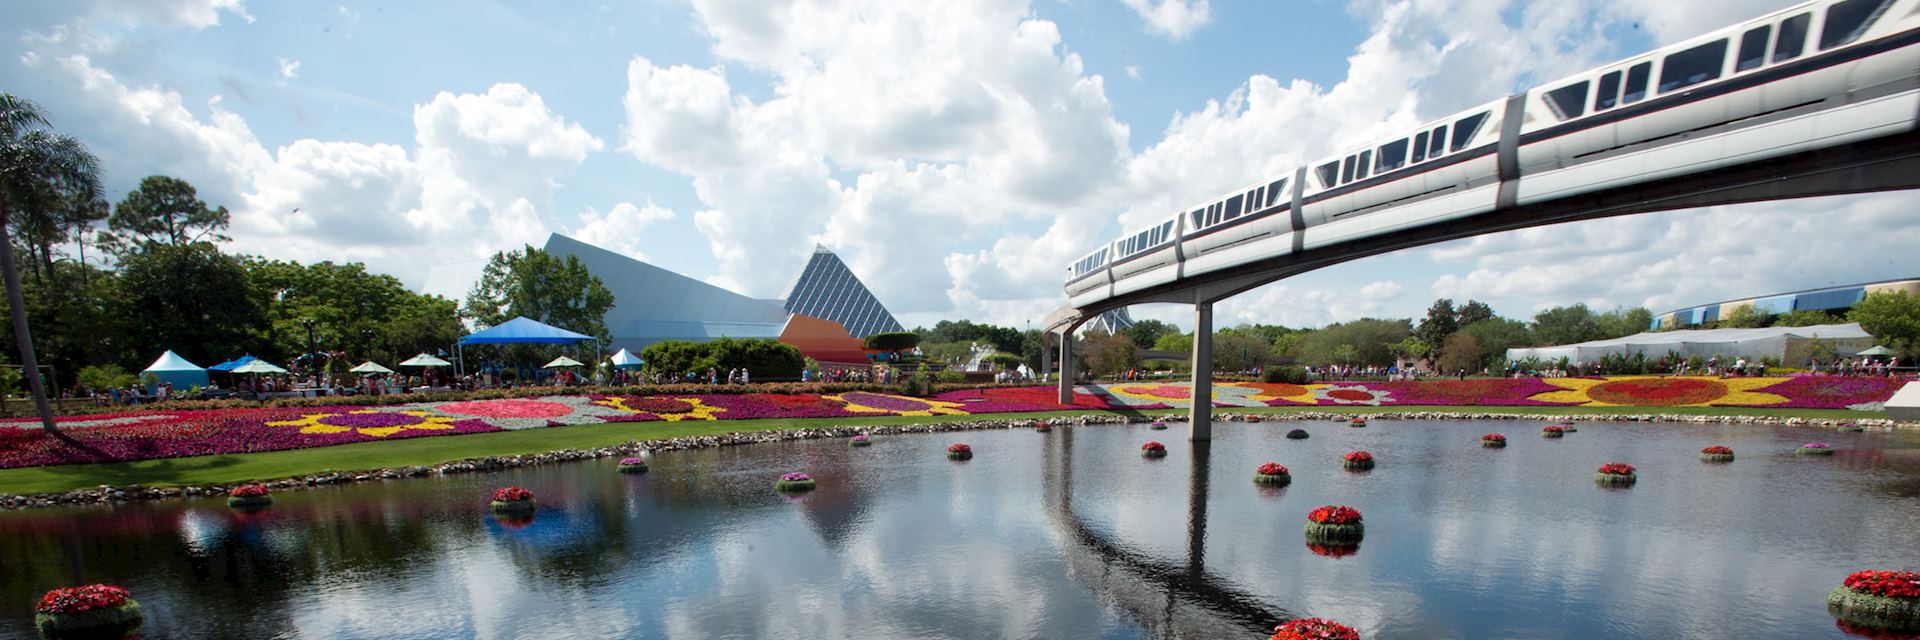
(1803, 442, 1832, 449)
(850, 434, 869, 441)
(781, 472, 811, 482)
(619, 457, 645, 465)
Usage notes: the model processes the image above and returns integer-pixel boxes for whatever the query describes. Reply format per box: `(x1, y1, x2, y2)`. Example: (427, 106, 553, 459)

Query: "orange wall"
(779, 314, 875, 365)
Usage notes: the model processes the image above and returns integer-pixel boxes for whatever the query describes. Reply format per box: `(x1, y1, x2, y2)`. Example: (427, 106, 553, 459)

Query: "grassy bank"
(0, 405, 1878, 496)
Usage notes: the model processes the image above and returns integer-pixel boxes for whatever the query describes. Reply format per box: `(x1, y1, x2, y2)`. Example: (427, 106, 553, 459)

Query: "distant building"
(1652, 278, 1920, 330)
(1088, 308, 1134, 335)
(782, 245, 906, 338)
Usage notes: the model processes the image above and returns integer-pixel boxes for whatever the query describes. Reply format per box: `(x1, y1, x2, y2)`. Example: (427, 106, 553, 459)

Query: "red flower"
(1701, 445, 1734, 455)
(1542, 425, 1564, 433)
(1271, 617, 1360, 640)
(491, 486, 533, 502)
(36, 584, 130, 615)
(1257, 462, 1289, 476)
(1597, 463, 1635, 476)
(1307, 505, 1362, 525)
(228, 484, 270, 497)
(1343, 451, 1373, 462)
(947, 443, 972, 453)
(1843, 570, 1920, 599)
(1481, 433, 1505, 442)
(1141, 441, 1166, 451)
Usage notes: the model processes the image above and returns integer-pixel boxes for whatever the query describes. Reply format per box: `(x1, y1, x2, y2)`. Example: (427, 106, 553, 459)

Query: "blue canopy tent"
(206, 355, 260, 372)
(609, 349, 644, 369)
(142, 350, 209, 393)
(456, 317, 598, 378)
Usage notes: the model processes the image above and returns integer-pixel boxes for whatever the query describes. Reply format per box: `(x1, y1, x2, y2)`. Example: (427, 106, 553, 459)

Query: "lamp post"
(360, 328, 376, 362)
(301, 319, 317, 366)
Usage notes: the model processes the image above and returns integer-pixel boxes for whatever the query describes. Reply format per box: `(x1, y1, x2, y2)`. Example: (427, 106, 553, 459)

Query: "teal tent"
(609, 349, 644, 369)
(141, 350, 209, 392)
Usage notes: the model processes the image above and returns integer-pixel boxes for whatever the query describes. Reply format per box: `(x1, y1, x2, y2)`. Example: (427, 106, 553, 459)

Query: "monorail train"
(1066, 0, 1920, 308)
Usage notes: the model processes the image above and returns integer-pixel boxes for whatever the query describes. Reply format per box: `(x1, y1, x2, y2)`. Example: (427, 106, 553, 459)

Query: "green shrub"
(898, 374, 936, 397)
(1262, 366, 1312, 384)
(77, 365, 139, 392)
(863, 332, 921, 353)
(639, 338, 805, 380)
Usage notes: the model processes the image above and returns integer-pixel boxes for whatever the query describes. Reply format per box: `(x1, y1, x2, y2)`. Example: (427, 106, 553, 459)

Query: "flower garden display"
(1594, 463, 1637, 486)
(775, 472, 816, 493)
(1286, 429, 1310, 440)
(617, 457, 649, 473)
(1699, 445, 1735, 463)
(1800, 442, 1837, 456)
(1828, 570, 1920, 632)
(34, 584, 142, 638)
(226, 484, 272, 509)
(1141, 441, 1168, 458)
(1270, 617, 1360, 640)
(1303, 505, 1364, 544)
(1541, 425, 1565, 438)
(489, 486, 536, 514)
(1254, 462, 1292, 486)
(849, 434, 872, 447)
(1481, 433, 1506, 448)
(1150, 420, 1168, 430)
(1306, 541, 1359, 558)
(947, 443, 973, 460)
(1342, 450, 1375, 470)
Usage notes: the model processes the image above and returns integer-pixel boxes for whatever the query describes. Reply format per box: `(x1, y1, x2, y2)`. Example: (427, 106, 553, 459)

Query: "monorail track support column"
(1190, 302, 1212, 441)
(1057, 329, 1076, 406)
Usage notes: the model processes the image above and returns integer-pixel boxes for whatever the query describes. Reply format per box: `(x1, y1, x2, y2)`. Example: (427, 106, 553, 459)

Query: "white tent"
(1507, 323, 1875, 365)
(349, 361, 394, 374)
(543, 356, 585, 369)
(399, 353, 453, 367)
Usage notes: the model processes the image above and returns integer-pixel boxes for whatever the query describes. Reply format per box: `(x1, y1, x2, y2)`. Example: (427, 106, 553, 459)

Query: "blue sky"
(5, 0, 1916, 332)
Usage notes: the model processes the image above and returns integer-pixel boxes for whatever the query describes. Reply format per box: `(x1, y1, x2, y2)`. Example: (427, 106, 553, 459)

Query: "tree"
(984, 352, 1025, 370)
(245, 259, 462, 366)
(1594, 307, 1654, 339)
(1414, 298, 1458, 350)
(0, 93, 101, 433)
(463, 245, 615, 340)
(1849, 290, 1920, 358)
(1331, 344, 1360, 365)
(1531, 303, 1600, 346)
(1124, 319, 1178, 351)
(104, 175, 231, 252)
(863, 331, 922, 354)
(1389, 337, 1430, 366)
(1718, 304, 1770, 329)
(117, 243, 264, 365)
(1437, 332, 1482, 375)
(915, 319, 1023, 353)
(919, 341, 973, 365)
(1456, 300, 1494, 326)
(1152, 332, 1194, 353)
(1458, 318, 1533, 372)
(1213, 330, 1272, 372)
(1080, 330, 1140, 377)
(1296, 318, 1411, 367)
(1775, 309, 1838, 327)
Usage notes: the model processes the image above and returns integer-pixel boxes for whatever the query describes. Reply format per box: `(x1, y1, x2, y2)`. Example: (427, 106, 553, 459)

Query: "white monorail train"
(1067, 0, 1920, 307)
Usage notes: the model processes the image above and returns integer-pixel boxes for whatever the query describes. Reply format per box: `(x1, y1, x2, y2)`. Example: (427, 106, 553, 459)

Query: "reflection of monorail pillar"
(1186, 438, 1211, 575)
(1057, 329, 1076, 405)
(1190, 302, 1212, 441)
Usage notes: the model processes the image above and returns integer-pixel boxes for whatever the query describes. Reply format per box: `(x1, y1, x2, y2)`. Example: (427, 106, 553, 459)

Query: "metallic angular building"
(782, 245, 905, 338)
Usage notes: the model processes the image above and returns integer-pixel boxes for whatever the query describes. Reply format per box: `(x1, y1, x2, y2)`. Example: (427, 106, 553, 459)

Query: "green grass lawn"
(0, 405, 1878, 496)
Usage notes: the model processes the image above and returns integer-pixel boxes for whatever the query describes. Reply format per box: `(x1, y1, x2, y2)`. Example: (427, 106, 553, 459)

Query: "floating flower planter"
(1541, 425, 1565, 438)
(34, 584, 142, 638)
(1270, 617, 1361, 640)
(1140, 441, 1168, 458)
(1348, 417, 1367, 428)
(1034, 421, 1052, 433)
(1828, 570, 1920, 632)
(1149, 420, 1169, 430)
(1838, 422, 1866, 433)
(1305, 541, 1359, 558)
(947, 443, 973, 460)
(1594, 463, 1637, 486)
(849, 434, 872, 447)
(1342, 451, 1375, 471)
(1286, 429, 1310, 440)
(1559, 422, 1578, 433)
(1303, 505, 1364, 544)
(226, 484, 272, 509)
(489, 486, 536, 514)
(1481, 433, 1507, 448)
(1800, 442, 1837, 456)
(617, 456, 650, 473)
(774, 472, 816, 493)
(1253, 462, 1292, 486)
(1699, 445, 1735, 463)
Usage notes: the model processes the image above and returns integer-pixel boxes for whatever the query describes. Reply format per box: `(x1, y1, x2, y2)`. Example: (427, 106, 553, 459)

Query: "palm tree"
(1, 94, 103, 434)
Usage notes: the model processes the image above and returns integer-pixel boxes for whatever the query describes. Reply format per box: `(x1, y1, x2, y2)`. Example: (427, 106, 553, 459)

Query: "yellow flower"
(1224, 382, 1325, 405)
(592, 397, 727, 421)
(265, 409, 458, 437)
(1529, 376, 1790, 407)
(827, 392, 970, 417)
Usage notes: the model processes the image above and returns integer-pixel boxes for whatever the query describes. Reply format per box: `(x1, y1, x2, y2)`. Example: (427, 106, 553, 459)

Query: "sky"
(4, 0, 1917, 333)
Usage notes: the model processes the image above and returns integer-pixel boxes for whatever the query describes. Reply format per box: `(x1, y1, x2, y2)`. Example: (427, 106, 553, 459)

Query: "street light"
(301, 318, 317, 365)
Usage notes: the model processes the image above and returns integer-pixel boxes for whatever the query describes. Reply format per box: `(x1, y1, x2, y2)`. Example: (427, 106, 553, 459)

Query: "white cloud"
(277, 57, 300, 79)
(571, 200, 676, 260)
(1124, 65, 1142, 80)
(1118, 0, 1212, 40)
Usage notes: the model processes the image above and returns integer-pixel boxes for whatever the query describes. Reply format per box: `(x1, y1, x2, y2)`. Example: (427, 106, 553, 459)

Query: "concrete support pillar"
(1190, 302, 1213, 441)
(1057, 330, 1076, 405)
(1040, 331, 1053, 385)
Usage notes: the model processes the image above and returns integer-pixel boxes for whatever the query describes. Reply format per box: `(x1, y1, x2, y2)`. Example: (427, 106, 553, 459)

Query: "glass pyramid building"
(782, 246, 905, 338)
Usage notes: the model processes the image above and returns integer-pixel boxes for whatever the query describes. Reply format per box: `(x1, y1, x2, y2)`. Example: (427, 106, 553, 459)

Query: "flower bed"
(1254, 462, 1291, 486)
(1541, 425, 1565, 438)
(1700, 445, 1735, 463)
(1481, 433, 1506, 448)
(1800, 442, 1837, 456)
(1342, 451, 1375, 470)
(1141, 441, 1168, 458)
(1595, 463, 1637, 486)
(1286, 429, 1310, 440)
(34, 584, 142, 637)
(1270, 617, 1360, 640)
(774, 472, 816, 493)
(1829, 570, 1920, 632)
(617, 457, 649, 473)
(946, 443, 973, 460)
(226, 483, 272, 509)
(1304, 505, 1365, 543)
(1150, 420, 1168, 430)
(849, 434, 872, 447)
(489, 486, 535, 514)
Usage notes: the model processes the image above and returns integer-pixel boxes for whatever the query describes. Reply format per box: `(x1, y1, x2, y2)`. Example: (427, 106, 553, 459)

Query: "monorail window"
(1737, 26, 1771, 71)
(1207, 203, 1223, 226)
(1249, 187, 1264, 212)
(1340, 156, 1356, 183)
(1266, 179, 1287, 206)
(1191, 208, 1205, 228)
(1658, 39, 1727, 93)
(1316, 162, 1339, 188)
(1355, 150, 1372, 180)
(1223, 194, 1244, 221)
(1412, 132, 1429, 162)
(1595, 71, 1622, 111)
(1544, 82, 1589, 120)
(1822, 0, 1893, 50)
(1622, 62, 1651, 103)
(1451, 113, 1488, 151)
(1429, 125, 1447, 156)
(1775, 13, 1810, 61)
(1377, 139, 1409, 172)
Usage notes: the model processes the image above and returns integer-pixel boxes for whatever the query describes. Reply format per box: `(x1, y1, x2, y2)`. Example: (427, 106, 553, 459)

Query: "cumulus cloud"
(571, 201, 677, 260)
(277, 57, 299, 79)
(1118, 0, 1212, 40)
(1125, 65, 1142, 80)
